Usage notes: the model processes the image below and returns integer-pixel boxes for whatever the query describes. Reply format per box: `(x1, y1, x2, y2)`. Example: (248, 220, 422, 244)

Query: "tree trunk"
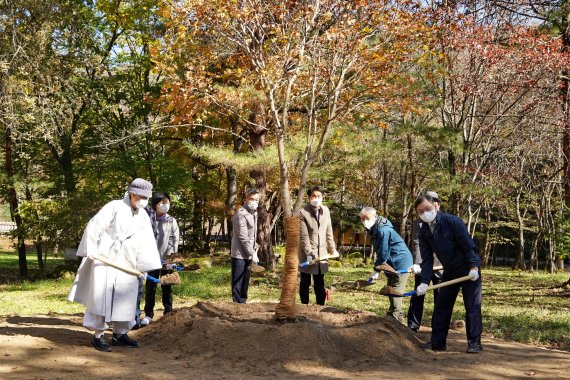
(5, 126, 28, 278)
(249, 106, 275, 269)
(250, 168, 275, 270)
(274, 216, 300, 319)
(481, 202, 492, 269)
(530, 233, 540, 271)
(35, 241, 44, 272)
(513, 193, 526, 270)
(225, 166, 237, 240)
(225, 116, 243, 241)
(561, 18, 570, 211)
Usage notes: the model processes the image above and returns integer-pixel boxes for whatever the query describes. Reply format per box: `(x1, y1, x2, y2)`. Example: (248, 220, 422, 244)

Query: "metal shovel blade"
(379, 285, 406, 297)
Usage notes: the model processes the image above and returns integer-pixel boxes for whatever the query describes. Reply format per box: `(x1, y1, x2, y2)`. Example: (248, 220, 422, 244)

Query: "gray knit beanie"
(128, 178, 153, 198)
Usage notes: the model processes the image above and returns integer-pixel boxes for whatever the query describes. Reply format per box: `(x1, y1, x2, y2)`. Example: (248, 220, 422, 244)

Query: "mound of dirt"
(133, 302, 426, 376)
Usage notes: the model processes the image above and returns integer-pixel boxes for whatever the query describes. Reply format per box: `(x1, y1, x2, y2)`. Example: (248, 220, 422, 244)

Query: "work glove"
(306, 255, 313, 262)
(164, 263, 174, 270)
(416, 283, 429, 296)
(368, 271, 380, 283)
(252, 252, 260, 265)
(139, 272, 148, 280)
(412, 264, 422, 275)
(469, 268, 480, 281)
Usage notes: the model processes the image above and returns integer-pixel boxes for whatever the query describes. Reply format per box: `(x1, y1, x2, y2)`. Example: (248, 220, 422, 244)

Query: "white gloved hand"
(252, 252, 260, 264)
(139, 272, 148, 280)
(412, 264, 422, 275)
(416, 283, 429, 296)
(469, 268, 479, 281)
(165, 263, 174, 270)
(333, 250, 339, 256)
(306, 255, 313, 262)
(368, 271, 380, 282)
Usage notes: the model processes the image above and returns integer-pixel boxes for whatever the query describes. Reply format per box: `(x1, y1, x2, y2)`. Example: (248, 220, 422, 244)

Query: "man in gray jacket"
(230, 188, 260, 303)
(299, 186, 337, 305)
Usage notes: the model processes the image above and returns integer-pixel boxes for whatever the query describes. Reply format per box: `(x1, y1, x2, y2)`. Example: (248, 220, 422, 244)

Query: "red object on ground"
(326, 289, 330, 301)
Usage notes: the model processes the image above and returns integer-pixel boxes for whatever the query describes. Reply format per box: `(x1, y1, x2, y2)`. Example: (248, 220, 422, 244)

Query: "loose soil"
(0, 302, 568, 379)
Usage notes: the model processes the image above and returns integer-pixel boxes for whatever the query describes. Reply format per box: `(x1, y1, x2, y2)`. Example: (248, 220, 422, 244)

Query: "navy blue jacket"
(419, 212, 481, 284)
(370, 217, 413, 271)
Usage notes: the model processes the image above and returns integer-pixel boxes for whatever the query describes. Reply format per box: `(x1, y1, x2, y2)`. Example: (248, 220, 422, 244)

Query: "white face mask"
(248, 201, 259, 210)
(135, 199, 149, 209)
(310, 198, 322, 207)
(419, 209, 437, 223)
(363, 218, 376, 230)
(158, 203, 170, 213)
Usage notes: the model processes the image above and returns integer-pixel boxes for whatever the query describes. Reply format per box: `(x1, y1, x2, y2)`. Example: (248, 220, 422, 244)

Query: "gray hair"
(359, 207, 377, 219)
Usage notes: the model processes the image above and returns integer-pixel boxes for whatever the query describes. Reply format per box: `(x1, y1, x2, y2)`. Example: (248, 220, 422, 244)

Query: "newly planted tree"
(156, 0, 437, 317)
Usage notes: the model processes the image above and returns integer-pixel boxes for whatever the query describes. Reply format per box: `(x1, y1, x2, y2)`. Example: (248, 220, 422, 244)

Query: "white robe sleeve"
(135, 212, 162, 272)
(76, 201, 117, 257)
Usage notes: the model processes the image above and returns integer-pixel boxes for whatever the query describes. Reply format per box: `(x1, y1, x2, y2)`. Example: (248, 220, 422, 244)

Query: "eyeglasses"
(417, 204, 434, 215)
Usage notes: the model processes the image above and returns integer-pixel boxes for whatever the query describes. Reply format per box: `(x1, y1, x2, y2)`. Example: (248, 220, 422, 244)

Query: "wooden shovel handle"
(90, 254, 144, 277)
(301, 252, 340, 267)
(313, 252, 339, 263)
(426, 275, 472, 291)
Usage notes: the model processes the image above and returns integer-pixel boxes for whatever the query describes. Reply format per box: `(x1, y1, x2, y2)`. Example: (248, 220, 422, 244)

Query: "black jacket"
(419, 212, 480, 284)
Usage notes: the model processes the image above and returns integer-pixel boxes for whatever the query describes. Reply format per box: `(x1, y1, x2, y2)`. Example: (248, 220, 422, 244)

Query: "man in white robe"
(68, 178, 161, 352)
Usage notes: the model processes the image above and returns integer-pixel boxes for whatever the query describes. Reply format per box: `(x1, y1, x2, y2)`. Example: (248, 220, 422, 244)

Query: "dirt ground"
(0, 302, 568, 380)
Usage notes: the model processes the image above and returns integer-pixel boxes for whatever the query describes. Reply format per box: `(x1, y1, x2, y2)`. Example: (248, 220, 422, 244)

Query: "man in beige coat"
(299, 186, 337, 305)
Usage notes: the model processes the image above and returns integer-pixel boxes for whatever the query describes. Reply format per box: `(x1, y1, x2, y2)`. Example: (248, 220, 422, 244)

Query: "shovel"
(299, 252, 340, 268)
(90, 254, 180, 285)
(379, 274, 472, 297)
(161, 260, 201, 272)
(366, 265, 443, 287)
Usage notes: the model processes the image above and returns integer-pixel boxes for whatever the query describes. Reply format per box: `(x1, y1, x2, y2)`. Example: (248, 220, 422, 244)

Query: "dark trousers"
(407, 273, 442, 330)
(431, 273, 483, 346)
(300, 272, 326, 305)
(231, 258, 251, 303)
(144, 269, 173, 319)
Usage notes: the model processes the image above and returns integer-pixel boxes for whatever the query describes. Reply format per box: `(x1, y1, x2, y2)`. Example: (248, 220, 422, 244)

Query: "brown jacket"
(298, 204, 336, 275)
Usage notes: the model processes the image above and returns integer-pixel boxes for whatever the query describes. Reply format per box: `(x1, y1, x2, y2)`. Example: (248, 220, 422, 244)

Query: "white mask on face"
(419, 209, 437, 223)
(135, 199, 149, 209)
(363, 218, 376, 230)
(158, 203, 170, 213)
(248, 201, 259, 210)
(310, 198, 322, 207)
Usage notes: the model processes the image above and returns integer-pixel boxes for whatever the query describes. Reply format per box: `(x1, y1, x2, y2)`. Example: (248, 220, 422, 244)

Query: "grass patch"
(1, 250, 568, 350)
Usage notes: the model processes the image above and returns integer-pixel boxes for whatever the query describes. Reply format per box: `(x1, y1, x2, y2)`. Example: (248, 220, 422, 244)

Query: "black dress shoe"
(420, 341, 447, 351)
(112, 334, 139, 348)
(91, 336, 112, 352)
(466, 341, 483, 353)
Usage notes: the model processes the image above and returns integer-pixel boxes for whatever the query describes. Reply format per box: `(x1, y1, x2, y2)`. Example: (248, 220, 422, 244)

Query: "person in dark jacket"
(414, 194, 483, 353)
(360, 207, 413, 323)
(407, 191, 443, 332)
(230, 188, 260, 303)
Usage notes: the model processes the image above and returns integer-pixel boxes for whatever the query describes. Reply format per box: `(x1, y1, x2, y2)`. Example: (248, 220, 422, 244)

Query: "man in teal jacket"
(360, 207, 413, 323)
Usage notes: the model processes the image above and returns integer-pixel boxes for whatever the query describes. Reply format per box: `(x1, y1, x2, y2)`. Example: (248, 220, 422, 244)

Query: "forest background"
(2, 0, 570, 281)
